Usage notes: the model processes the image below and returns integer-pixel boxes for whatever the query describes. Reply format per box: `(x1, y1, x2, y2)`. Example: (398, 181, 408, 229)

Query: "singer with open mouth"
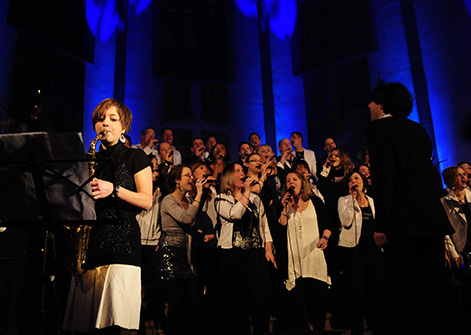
(337, 170, 385, 335)
(244, 152, 280, 242)
(209, 143, 227, 183)
(278, 171, 333, 334)
(214, 163, 277, 335)
(157, 164, 206, 334)
(189, 161, 219, 324)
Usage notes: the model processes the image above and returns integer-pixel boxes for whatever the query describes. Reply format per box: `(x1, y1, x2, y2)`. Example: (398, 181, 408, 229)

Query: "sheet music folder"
(0, 132, 96, 226)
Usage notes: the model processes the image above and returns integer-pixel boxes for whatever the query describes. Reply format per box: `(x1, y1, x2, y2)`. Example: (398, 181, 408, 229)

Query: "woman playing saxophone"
(63, 98, 152, 334)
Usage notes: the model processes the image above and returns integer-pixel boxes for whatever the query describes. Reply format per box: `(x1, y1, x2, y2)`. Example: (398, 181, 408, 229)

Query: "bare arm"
(91, 166, 153, 210)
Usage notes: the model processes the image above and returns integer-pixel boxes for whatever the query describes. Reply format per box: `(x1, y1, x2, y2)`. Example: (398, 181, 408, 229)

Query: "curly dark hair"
(371, 82, 414, 117)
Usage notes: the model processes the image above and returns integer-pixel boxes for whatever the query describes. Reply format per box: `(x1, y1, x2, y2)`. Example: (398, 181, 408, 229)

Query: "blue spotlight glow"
(234, 0, 297, 39)
(85, 0, 152, 42)
(266, 0, 296, 40)
(463, 0, 471, 17)
(234, 0, 258, 17)
(132, 0, 152, 15)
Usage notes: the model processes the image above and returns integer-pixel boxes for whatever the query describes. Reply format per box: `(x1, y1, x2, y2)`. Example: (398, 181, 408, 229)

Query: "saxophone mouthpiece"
(99, 131, 106, 138)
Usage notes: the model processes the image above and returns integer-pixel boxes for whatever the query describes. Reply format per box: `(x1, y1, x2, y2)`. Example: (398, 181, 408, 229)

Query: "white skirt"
(62, 264, 141, 332)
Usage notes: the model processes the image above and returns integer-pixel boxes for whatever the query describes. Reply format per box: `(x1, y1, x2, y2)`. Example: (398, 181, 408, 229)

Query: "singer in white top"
(278, 171, 332, 334)
(337, 170, 385, 335)
(214, 163, 276, 335)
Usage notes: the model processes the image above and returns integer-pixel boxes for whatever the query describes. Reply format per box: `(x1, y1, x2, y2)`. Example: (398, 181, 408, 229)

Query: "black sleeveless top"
(87, 142, 151, 268)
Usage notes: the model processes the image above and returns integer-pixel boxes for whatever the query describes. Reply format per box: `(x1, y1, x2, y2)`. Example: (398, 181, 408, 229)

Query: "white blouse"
(285, 201, 331, 291)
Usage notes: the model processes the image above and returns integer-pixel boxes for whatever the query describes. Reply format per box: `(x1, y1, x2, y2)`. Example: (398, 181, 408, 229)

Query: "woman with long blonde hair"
(214, 163, 277, 335)
(278, 171, 332, 333)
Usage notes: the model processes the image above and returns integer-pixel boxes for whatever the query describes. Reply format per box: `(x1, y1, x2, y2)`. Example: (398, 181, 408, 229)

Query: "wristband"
(321, 235, 329, 241)
(113, 184, 120, 197)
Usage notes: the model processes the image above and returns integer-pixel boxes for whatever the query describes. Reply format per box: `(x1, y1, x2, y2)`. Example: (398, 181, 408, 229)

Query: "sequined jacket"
(159, 194, 198, 279)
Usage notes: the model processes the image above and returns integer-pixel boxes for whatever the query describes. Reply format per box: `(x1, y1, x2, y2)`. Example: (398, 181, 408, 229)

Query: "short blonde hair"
(256, 144, 273, 155)
(92, 98, 133, 133)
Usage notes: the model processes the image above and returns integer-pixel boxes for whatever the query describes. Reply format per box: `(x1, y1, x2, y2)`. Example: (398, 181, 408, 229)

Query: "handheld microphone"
(351, 185, 358, 191)
(284, 186, 295, 207)
(287, 185, 295, 196)
(242, 176, 258, 186)
(203, 174, 217, 184)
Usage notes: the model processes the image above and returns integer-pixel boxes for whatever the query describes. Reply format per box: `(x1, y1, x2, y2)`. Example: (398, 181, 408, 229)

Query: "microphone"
(284, 186, 295, 207)
(351, 185, 358, 191)
(203, 174, 217, 183)
(242, 176, 258, 186)
(287, 185, 295, 196)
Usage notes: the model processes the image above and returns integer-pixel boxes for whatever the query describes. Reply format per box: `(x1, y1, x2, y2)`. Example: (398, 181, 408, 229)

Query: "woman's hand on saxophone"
(91, 179, 114, 199)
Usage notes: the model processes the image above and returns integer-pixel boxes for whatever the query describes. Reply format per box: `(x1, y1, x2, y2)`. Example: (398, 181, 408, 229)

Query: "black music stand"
(0, 132, 98, 335)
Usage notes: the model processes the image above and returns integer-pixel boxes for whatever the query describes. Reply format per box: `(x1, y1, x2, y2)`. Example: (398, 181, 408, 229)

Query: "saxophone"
(73, 131, 105, 276)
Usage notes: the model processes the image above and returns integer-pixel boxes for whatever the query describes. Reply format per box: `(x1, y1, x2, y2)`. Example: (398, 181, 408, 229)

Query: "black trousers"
(140, 245, 166, 330)
(192, 246, 219, 335)
(340, 243, 385, 335)
(164, 277, 204, 335)
(216, 249, 272, 335)
(288, 277, 328, 335)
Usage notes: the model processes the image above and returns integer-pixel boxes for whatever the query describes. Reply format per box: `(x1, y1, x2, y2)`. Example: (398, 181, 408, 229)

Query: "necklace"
(293, 200, 309, 239)
(233, 196, 257, 250)
(455, 190, 466, 205)
(293, 211, 304, 239)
